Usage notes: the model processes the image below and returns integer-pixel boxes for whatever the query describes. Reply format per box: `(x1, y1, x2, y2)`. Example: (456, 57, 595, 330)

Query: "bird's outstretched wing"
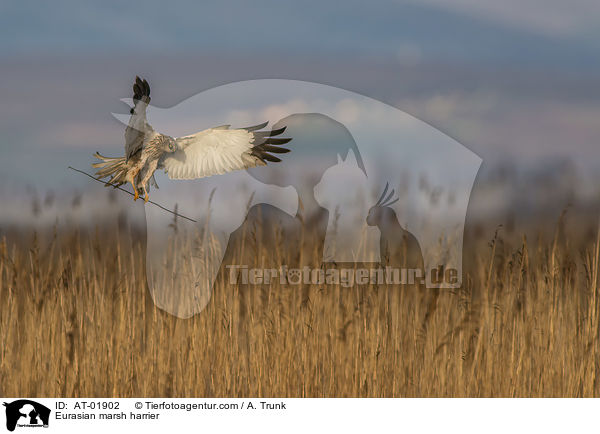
(160, 122, 291, 180)
(125, 76, 154, 161)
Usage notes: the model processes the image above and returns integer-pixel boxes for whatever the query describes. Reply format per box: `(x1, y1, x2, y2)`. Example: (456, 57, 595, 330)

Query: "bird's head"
(156, 134, 177, 153)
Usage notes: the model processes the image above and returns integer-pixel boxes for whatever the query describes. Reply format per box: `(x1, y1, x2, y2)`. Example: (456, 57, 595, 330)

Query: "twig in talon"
(67, 166, 197, 223)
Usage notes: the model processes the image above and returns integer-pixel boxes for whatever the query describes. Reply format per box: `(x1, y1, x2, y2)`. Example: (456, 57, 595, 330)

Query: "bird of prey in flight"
(93, 76, 292, 202)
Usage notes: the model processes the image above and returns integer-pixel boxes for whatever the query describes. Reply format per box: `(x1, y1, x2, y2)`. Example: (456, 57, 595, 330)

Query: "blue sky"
(1, 0, 599, 195)
(2, 0, 600, 66)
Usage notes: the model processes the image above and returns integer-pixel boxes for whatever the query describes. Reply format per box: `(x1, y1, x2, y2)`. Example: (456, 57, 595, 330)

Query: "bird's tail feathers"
(92, 152, 129, 187)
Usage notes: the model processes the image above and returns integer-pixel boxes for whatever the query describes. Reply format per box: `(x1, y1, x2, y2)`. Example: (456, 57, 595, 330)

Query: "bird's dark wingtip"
(132, 76, 150, 100)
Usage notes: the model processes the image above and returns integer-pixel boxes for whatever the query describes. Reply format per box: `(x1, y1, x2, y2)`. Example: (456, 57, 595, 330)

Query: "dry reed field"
(0, 210, 599, 397)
